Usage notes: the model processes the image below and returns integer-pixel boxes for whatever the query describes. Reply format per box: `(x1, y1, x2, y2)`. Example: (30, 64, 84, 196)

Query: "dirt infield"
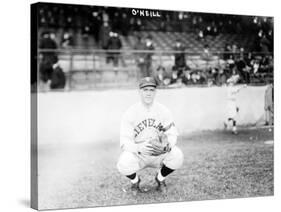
(38, 127, 273, 210)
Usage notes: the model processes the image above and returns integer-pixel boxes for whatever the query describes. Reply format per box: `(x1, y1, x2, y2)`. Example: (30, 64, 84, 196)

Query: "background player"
(117, 77, 184, 195)
(224, 75, 247, 134)
(264, 83, 273, 126)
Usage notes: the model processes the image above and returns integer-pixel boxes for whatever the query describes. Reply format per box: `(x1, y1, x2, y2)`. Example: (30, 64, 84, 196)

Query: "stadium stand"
(35, 3, 273, 90)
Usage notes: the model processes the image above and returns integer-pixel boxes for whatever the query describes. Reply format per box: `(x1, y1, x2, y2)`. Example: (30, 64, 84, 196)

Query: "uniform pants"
(117, 146, 184, 176)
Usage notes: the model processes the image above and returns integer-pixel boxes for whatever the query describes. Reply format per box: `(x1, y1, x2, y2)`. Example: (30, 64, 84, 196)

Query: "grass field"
(38, 127, 273, 210)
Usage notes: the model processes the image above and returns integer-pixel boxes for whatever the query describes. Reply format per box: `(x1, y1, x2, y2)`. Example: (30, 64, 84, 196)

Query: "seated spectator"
(260, 55, 273, 74)
(39, 31, 58, 56)
(50, 62, 66, 89)
(199, 70, 208, 84)
(181, 69, 192, 85)
(206, 68, 216, 86)
(267, 55, 274, 72)
(223, 43, 232, 60)
(245, 52, 254, 65)
(236, 54, 250, 83)
(135, 18, 143, 31)
(244, 52, 255, 74)
(39, 31, 58, 88)
(61, 32, 74, 48)
(226, 54, 235, 70)
(260, 34, 270, 53)
(211, 21, 219, 36)
(171, 64, 191, 85)
(201, 44, 212, 62)
(191, 71, 200, 84)
(204, 25, 212, 37)
(170, 70, 180, 85)
(267, 29, 273, 52)
(197, 29, 205, 42)
(173, 39, 186, 68)
(190, 71, 205, 85)
(231, 44, 239, 60)
(252, 59, 260, 75)
(153, 65, 171, 87)
(216, 68, 227, 86)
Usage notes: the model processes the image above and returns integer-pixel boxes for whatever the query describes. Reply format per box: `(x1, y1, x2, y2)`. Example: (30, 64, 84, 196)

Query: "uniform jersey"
(227, 86, 241, 102)
(265, 84, 273, 111)
(226, 85, 243, 119)
(120, 101, 178, 154)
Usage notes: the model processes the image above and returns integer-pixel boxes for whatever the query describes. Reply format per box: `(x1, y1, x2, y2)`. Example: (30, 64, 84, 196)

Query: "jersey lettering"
(134, 118, 164, 137)
(142, 119, 148, 128)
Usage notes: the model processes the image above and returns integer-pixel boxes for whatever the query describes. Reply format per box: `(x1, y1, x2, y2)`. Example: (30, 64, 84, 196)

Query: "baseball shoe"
(232, 130, 238, 135)
(155, 175, 167, 193)
(131, 178, 142, 196)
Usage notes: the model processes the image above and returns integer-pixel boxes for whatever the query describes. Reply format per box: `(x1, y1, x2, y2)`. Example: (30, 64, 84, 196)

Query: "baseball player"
(264, 83, 273, 126)
(224, 75, 247, 134)
(117, 77, 184, 195)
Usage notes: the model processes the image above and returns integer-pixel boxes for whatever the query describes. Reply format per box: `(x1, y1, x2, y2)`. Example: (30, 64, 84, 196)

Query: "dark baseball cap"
(139, 77, 157, 89)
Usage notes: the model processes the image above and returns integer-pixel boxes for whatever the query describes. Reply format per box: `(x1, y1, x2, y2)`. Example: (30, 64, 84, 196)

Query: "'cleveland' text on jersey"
(134, 118, 164, 138)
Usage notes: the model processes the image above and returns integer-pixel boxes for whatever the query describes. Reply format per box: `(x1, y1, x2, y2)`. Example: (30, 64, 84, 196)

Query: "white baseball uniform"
(117, 101, 184, 176)
(226, 85, 243, 119)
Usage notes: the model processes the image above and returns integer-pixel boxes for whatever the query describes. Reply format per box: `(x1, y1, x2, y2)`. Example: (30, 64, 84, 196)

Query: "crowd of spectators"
(152, 41, 273, 88)
(37, 30, 273, 89)
(36, 3, 273, 89)
(38, 31, 66, 90)
(38, 3, 273, 52)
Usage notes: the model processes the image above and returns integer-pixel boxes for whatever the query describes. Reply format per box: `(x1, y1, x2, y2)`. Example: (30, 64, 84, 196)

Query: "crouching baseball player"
(117, 77, 184, 195)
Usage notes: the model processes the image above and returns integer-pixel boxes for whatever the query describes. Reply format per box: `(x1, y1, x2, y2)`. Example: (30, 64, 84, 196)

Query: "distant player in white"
(264, 83, 273, 126)
(224, 75, 247, 134)
(117, 77, 184, 194)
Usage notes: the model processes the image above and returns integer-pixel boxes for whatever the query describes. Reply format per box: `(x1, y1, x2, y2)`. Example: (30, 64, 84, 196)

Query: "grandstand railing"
(37, 49, 273, 91)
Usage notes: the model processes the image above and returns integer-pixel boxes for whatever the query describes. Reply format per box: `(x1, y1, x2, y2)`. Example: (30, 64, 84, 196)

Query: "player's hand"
(147, 134, 171, 156)
(137, 141, 155, 156)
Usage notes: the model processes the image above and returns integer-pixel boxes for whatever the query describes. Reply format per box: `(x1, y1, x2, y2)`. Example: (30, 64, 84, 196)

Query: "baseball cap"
(139, 77, 157, 89)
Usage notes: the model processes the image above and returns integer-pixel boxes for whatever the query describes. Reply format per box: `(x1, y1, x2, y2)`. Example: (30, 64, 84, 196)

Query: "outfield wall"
(38, 86, 267, 144)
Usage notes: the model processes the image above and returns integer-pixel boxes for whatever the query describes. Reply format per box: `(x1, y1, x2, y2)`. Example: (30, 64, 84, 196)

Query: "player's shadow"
(18, 199, 30, 208)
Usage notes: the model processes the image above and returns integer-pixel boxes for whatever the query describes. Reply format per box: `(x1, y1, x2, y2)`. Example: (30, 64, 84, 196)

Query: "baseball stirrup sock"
(228, 118, 236, 127)
(126, 173, 139, 183)
(157, 165, 175, 181)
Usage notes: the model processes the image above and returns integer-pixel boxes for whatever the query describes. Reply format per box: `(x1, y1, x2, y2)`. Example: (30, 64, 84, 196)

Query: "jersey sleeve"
(161, 105, 178, 147)
(120, 108, 138, 153)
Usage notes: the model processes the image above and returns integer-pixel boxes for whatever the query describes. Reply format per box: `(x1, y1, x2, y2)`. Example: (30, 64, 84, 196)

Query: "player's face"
(140, 86, 156, 105)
